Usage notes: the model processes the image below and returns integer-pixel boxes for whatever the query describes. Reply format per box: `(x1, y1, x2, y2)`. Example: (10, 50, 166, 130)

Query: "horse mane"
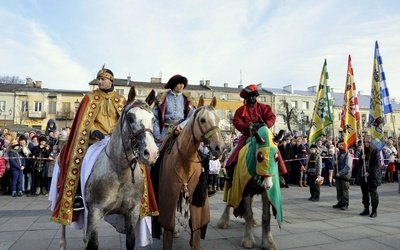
(124, 99, 152, 113)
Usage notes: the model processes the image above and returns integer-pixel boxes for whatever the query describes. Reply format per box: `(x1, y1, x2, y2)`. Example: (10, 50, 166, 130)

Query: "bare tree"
(0, 75, 24, 84)
(275, 98, 301, 134)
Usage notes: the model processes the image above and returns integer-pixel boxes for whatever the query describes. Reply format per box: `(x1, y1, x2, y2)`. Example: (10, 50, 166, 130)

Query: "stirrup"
(73, 196, 84, 211)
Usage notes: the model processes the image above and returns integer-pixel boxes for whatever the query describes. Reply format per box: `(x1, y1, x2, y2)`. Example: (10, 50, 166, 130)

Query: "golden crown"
(97, 64, 114, 81)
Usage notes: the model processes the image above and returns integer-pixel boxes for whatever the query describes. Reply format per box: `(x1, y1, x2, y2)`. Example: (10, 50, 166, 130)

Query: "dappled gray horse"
(60, 93, 158, 250)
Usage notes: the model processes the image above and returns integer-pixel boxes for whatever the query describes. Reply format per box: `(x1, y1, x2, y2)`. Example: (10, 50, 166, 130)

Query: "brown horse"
(154, 96, 225, 250)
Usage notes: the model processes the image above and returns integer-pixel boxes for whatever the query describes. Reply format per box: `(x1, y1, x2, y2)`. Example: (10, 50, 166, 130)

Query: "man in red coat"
(225, 84, 277, 181)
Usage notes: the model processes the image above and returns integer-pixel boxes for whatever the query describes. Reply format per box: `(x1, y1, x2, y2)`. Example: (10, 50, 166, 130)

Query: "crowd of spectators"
(0, 122, 69, 197)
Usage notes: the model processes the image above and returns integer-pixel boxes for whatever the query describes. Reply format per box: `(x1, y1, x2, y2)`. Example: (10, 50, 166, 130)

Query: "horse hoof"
(242, 236, 255, 249)
(217, 219, 229, 229)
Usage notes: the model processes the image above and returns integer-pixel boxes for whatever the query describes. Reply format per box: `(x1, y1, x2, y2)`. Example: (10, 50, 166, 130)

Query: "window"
(303, 101, 309, 109)
(259, 96, 266, 102)
(198, 92, 206, 98)
(220, 94, 228, 100)
(291, 100, 298, 108)
(34, 101, 42, 112)
(116, 89, 124, 95)
(0, 101, 5, 111)
(62, 102, 70, 113)
(21, 101, 28, 112)
(215, 109, 223, 118)
(48, 102, 56, 114)
(226, 110, 233, 119)
(137, 90, 147, 96)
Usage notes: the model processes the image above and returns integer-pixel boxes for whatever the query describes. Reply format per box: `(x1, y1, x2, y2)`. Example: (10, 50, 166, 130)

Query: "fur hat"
(240, 84, 259, 98)
(164, 74, 188, 89)
(39, 136, 47, 143)
(18, 135, 28, 143)
(97, 64, 114, 82)
(310, 144, 318, 149)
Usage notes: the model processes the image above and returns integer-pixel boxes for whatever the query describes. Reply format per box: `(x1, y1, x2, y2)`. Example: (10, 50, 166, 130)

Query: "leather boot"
(360, 207, 370, 216)
(299, 182, 303, 187)
(303, 182, 308, 187)
(370, 208, 377, 218)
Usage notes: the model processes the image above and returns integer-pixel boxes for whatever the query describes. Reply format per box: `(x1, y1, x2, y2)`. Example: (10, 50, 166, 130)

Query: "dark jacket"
(357, 146, 382, 186)
(8, 149, 26, 171)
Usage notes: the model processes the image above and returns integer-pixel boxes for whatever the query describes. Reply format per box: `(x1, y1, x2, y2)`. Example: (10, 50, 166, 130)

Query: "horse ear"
(210, 96, 217, 108)
(127, 86, 136, 104)
(145, 89, 155, 106)
(198, 95, 204, 108)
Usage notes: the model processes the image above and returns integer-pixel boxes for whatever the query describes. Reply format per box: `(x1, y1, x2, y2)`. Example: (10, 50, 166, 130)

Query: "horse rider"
(50, 65, 126, 226)
(225, 84, 276, 183)
(153, 74, 196, 147)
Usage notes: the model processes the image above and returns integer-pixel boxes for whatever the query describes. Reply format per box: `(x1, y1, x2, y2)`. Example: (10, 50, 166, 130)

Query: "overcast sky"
(1, 0, 400, 97)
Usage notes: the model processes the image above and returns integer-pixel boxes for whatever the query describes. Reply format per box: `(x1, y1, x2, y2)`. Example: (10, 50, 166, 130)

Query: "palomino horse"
(217, 126, 284, 250)
(154, 96, 225, 250)
(59, 90, 159, 250)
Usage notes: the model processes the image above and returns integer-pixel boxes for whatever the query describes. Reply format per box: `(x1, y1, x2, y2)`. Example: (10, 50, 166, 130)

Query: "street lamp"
(8, 108, 12, 125)
(300, 110, 305, 136)
(74, 99, 80, 112)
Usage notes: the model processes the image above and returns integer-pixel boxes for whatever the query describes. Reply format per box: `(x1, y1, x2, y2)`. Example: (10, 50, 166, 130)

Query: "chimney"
(35, 80, 42, 88)
(307, 85, 317, 92)
(224, 83, 228, 88)
(205, 80, 210, 87)
(26, 77, 33, 87)
(238, 84, 243, 89)
(150, 77, 161, 83)
(127, 76, 131, 81)
(200, 80, 204, 86)
(283, 84, 293, 94)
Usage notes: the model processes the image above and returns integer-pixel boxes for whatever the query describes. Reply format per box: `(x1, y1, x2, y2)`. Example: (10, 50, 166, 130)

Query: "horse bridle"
(190, 106, 220, 148)
(175, 106, 220, 162)
(105, 102, 154, 168)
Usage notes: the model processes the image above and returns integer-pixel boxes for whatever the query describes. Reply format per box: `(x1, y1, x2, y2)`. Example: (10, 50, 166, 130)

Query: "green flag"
(309, 59, 333, 145)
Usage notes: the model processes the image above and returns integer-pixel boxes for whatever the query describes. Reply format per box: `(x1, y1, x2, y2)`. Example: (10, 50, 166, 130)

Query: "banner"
(309, 59, 333, 145)
(340, 55, 360, 150)
(368, 40, 392, 150)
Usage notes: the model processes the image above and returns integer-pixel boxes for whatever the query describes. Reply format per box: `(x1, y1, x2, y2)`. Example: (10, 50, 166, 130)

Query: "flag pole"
(357, 117, 367, 182)
(390, 114, 400, 151)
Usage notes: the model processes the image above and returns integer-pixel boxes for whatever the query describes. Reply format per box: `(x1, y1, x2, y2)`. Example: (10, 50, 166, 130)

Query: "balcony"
(28, 111, 47, 119)
(56, 111, 76, 120)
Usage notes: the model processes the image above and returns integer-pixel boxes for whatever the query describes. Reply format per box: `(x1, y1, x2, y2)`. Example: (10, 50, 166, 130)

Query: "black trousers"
(307, 174, 320, 198)
(360, 179, 379, 209)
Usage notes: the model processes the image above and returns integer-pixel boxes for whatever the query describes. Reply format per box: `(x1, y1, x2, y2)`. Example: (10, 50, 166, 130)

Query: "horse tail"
(274, 130, 285, 143)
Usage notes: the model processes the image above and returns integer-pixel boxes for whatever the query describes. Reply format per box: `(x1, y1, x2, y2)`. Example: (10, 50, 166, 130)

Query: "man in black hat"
(153, 74, 196, 146)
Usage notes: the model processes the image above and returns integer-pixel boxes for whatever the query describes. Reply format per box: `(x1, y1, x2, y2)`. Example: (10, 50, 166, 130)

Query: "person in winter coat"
(0, 150, 7, 179)
(306, 144, 322, 201)
(32, 136, 50, 195)
(357, 140, 382, 218)
(45, 119, 57, 136)
(332, 141, 353, 210)
(8, 140, 26, 197)
(19, 135, 33, 196)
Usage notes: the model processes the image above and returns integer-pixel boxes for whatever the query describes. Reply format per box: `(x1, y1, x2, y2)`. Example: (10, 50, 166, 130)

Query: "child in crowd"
(208, 156, 221, 192)
(8, 140, 25, 197)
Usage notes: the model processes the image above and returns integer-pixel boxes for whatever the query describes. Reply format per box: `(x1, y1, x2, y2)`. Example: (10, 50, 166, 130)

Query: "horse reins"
(175, 106, 220, 163)
(105, 102, 154, 169)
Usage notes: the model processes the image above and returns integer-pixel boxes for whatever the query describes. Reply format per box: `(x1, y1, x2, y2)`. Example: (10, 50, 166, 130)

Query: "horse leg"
(190, 227, 201, 250)
(162, 228, 174, 250)
(251, 196, 258, 227)
(261, 193, 278, 250)
(60, 225, 66, 250)
(242, 195, 255, 249)
(217, 205, 230, 229)
(86, 206, 102, 250)
(125, 210, 139, 250)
